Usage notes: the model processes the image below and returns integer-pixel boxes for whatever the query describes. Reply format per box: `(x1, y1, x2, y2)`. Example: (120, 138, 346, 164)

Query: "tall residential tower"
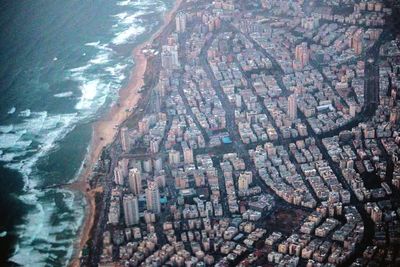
(146, 181, 161, 214)
(123, 194, 139, 226)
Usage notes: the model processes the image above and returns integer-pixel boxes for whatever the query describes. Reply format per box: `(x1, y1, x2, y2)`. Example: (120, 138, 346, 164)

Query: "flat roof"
(222, 136, 233, 144)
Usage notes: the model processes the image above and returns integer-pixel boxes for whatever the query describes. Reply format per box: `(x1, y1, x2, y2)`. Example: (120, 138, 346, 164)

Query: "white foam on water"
(85, 41, 100, 47)
(7, 107, 16, 114)
(13, 140, 33, 150)
(156, 3, 167, 13)
(85, 41, 112, 52)
(120, 10, 147, 25)
(14, 111, 47, 136)
(71, 41, 120, 113)
(70, 64, 91, 74)
(0, 131, 25, 149)
(113, 11, 129, 20)
(0, 112, 78, 189)
(0, 125, 13, 133)
(117, 0, 133, 6)
(53, 91, 73, 98)
(111, 10, 146, 29)
(105, 63, 128, 77)
(118, 0, 164, 9)
(112, 24, 145, 45)
(111, 0, 168, 46)
(89, 52, 110, 65)
(0, 151, 31, 162)
(18, 109, 31, 117)
(4, 43, 129, 263)
(75, 79, 104, 110)
(10, 188, 85, 266)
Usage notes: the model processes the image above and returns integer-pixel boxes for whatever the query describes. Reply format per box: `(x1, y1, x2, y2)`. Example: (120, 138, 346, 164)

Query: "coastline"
(68, 0, 182, 266)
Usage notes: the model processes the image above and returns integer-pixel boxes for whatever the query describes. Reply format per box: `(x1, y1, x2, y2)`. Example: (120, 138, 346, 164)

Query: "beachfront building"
(175, 12, 186, 33)
(114, 166, 124, 186)
(161, 44, 180, 70)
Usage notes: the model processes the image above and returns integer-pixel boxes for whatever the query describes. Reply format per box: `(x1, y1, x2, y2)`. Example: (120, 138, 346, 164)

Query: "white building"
(161, 45, 180, 70)
(176, 12, 186, 33)
(114, 166, 124, 186)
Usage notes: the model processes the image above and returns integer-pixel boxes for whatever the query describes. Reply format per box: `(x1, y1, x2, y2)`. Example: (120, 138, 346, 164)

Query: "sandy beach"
(69, 0, 182, 266)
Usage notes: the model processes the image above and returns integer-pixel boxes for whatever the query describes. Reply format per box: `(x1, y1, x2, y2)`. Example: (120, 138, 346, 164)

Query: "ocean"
(0, 0, 172, 265)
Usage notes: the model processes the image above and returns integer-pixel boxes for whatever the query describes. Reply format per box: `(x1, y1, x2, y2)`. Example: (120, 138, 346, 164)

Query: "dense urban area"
(80, 0, 400, 266)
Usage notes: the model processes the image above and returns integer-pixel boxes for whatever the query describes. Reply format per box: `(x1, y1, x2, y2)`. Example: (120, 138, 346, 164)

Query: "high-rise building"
(235, 94, 242, 108)
(349, 102, 358, 117)
(123, 194, 139, 226)
(143, 159, 153, 173)
(183, 145, 194, 164)
(146, 181, 161, 214)
(169, 149, 181, 165)
(349, 30, 363, 55)
(153, 157, 163, 172)
(288, 94, 298, 120)
(114, 166, 124, 186)
(176, 12, 186, 33)
(155, 174, 166, 188)
(390, 108, 399, 124)
(161, 45, 179, 70)
(150, 139, 160, 154)
(108, 198, 120, 226)
(295, 42, 310, 67)
(161, 50, 174, 70)
(118, 158, 129, 178)
(121, 127, 130, 152)
(364, 58, 379, 114)
(389, 84, 397, 107)
(129, 168, 142, 195)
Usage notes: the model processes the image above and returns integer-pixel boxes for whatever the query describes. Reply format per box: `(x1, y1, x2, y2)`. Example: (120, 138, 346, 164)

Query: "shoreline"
(68, 0, 182, 266)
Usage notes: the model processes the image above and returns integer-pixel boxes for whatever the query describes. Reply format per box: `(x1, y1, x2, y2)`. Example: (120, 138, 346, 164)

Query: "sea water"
(0, 0, 172, 265)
